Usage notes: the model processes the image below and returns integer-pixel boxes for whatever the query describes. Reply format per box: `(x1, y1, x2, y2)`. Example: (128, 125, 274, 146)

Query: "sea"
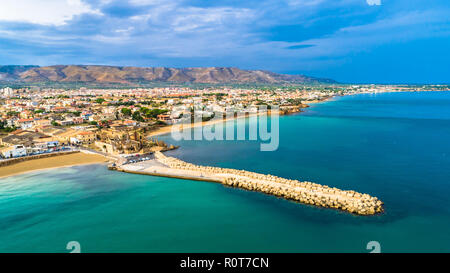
(1, 91, 449, 253)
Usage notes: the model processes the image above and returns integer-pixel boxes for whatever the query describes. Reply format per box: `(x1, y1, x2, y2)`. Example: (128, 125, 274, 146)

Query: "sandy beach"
(147, 111, 276, 137)
(146, 98, 337, 138)
(0, 152, 108, 179)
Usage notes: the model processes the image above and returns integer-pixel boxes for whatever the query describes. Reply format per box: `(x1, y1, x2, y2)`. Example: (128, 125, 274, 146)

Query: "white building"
(1, 145, 27, 158)
(1, 87, 13, 97)
(70, 137, 82, 145)
(15, 119, 34, 130)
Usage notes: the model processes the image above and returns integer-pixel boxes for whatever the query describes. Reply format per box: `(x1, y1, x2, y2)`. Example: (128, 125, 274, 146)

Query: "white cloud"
(171, 7, 253, 32)
(287, 0, 325, 7)
(285, 9, 450, 61)
(0, 0, 102, 26)
(129, 0, 169, 6)
(366, 0, 381, 6)
(115, 26, 135, 34)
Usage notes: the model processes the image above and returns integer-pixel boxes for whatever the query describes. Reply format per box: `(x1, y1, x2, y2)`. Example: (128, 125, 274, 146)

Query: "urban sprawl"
(1, 84, 448, 159)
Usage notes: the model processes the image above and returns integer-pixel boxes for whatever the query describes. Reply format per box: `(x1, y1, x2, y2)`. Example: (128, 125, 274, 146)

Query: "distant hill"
(0, 65, 39, 81)
(0, 65, 335, 84)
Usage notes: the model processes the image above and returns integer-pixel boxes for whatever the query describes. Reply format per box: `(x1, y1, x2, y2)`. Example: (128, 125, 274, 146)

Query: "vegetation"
(121, 108, 132, 116)
(0, 121, 16, 132)
(132, 111, 144, 122)
(6, 111, 19, 117)
(139, 108, 168, 119)
(108, 101, 135, 106)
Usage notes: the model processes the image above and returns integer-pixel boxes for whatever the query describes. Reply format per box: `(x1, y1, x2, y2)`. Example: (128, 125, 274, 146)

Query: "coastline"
(145, 99, 331, 138)
(0, 152, 109, 179)
(147, 111, 271, 137)
(1, 91, 431, 179)
(2, 91, 450, 252)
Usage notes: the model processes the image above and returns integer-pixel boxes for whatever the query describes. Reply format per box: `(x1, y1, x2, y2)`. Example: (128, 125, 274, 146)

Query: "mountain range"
(0, 65, 335, 84)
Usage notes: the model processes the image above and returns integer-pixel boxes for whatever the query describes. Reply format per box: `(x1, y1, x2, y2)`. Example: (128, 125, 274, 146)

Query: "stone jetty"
(119, 152, 384, 215)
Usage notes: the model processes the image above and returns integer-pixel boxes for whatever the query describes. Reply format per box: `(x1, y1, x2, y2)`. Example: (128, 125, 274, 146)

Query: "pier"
(114, 152, 384, 215)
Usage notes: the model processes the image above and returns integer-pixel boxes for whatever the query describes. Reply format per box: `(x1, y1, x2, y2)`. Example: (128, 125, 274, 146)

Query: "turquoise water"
(1, 91, 450, 253)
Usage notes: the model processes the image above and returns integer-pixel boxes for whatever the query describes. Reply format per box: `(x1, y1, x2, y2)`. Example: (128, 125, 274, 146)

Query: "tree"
(6, 111, 19, 117)
(143, 108, 168, 119)
(0, 121, 16, 132)
(121, 108, 132, 116)
(95, 98, 105, 104)
(132, 111, 144, 122)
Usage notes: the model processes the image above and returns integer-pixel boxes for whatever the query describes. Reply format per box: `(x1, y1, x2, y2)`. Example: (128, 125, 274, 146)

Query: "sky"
(0, 0, 448, 83)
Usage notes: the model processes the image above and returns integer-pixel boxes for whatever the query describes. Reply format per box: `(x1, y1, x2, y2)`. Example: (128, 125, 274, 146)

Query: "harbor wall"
(117, 152, 384, 216)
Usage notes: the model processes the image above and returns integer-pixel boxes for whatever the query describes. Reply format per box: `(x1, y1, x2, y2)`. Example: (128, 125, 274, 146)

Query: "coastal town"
(1, 84, 449, 215)
(1, 83, 448, 160)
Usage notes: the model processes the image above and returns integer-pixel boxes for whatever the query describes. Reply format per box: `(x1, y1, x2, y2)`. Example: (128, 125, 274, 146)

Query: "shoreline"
(0, 152, 109, 179)
(1, 90, 434, 179)
(146, 101, 327, 138)
(146, 93, 351, 138)
(147, 111, 273, 137)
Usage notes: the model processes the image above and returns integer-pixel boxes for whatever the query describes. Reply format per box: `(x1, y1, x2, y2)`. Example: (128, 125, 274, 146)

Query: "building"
(34, 119, 52, 127)
(15, 118, 34, 129)
(81, 111, 93, 120)
(95, 127, 148, 155)
(0, 145, 27, 158)
(75, 131, 96, 144)
(1, 87, 13, 97)
(157, 114, 172, 124)
(0, 130, 48, 147)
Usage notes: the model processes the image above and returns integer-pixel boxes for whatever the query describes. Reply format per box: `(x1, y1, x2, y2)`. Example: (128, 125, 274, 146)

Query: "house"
(0, 145, 27, 158)
(69, 137, 82, 145)
(15, 118, 34, 129)
(52, 107, 66, 113)
(157, 114, 172, 124)
(30, 142, 49, 154)
(72, 117, 84, 124)
(75, 131, 96, 144)
(19, 110, 33, 119)
(28, 140, 60, 154)
(123, 120, 137, 127)
(7, 118, 17, 127)
(34, 119, 52, 127)
(60, 120, 74, 126)
(51, 129, 78, 145)
(46, 141, 59, 148)
(81, 111, 93, 120)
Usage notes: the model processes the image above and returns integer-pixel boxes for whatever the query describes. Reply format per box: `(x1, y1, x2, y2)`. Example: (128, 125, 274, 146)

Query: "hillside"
(0, 65, 335, 84)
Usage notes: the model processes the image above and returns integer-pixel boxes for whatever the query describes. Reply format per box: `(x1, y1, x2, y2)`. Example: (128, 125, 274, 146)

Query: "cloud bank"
(0, 0, 448, 83)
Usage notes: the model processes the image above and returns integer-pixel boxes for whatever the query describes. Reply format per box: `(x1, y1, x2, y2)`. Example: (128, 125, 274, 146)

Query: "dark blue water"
(1, 91, 449, 252)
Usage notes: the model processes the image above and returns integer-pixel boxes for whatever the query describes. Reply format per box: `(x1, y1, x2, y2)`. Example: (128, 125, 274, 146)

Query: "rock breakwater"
(153, 152, 384, 215)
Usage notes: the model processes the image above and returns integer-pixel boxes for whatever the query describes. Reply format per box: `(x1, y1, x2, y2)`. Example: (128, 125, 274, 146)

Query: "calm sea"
(1, 91, 449, 252)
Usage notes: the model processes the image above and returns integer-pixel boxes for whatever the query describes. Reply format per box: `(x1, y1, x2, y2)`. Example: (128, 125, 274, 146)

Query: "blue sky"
(0, 0, 448, 83)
